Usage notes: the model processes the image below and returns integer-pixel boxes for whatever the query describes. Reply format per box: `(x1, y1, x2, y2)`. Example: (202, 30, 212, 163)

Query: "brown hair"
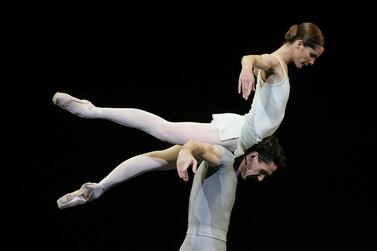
(284, 22, 326, 49)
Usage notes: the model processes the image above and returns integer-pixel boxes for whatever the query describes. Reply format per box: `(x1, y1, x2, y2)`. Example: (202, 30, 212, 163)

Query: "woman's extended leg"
(57, 145, 182, 209)
(53, 92, 221, 146)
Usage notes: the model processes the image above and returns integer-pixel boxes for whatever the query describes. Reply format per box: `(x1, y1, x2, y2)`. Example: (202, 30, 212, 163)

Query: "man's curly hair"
(244, 135, 287, 169)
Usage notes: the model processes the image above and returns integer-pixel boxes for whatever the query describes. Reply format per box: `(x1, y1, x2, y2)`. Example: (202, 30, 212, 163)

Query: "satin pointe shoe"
(52, 92, 96, 118)
(57, 182, 100, 209)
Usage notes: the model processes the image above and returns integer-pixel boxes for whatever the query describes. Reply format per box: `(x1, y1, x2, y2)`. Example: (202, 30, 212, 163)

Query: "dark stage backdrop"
(20, 6, 375, 251)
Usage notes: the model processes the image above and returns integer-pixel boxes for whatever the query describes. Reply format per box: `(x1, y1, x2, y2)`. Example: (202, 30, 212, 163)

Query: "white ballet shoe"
(57, 182, 103, 209)
(52, 92, 96, 118)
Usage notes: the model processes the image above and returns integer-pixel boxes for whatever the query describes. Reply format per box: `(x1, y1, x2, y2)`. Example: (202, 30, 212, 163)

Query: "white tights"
(55, 93, 238, 200)
(96, 107, 222, 145)
(97, 154, 175, 193)
(58, 93, 223, 145)
(89, 147, 181, 199)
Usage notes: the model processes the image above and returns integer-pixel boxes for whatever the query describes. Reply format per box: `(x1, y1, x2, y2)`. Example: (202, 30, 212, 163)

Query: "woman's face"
(293, 40, 325, 69)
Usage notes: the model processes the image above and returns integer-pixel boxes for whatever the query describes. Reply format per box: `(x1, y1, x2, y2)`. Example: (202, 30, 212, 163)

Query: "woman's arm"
(238, 53, 281, 100)
(176, 140, 221, 181)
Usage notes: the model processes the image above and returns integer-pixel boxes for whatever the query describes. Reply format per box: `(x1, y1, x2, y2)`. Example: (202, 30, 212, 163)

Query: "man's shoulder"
(215, 145, 234, 167)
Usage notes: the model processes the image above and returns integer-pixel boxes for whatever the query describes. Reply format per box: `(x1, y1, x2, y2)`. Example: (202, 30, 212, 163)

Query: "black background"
(13, 3, 375, 251)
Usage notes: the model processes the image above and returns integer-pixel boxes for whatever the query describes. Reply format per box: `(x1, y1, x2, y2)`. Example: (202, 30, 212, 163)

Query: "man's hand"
(176, 148, 198, 182)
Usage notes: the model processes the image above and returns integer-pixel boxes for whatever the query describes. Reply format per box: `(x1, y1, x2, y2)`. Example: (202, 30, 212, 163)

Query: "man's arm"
(176, 140, 222, 181)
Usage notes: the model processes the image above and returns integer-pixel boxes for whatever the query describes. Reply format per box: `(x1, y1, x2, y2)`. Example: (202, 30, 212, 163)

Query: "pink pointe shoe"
(52, 92, 96, 118)
(57, 182, 103, 209)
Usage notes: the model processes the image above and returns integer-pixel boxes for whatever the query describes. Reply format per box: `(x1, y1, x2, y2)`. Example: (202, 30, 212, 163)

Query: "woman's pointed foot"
(52, 92, 97, 118)
(57, 182, 104, 209)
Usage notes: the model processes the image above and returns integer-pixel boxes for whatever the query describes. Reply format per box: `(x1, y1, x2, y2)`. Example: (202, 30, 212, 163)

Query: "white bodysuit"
(179, 145, 237, 251)
(212, 55, 290, 157)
